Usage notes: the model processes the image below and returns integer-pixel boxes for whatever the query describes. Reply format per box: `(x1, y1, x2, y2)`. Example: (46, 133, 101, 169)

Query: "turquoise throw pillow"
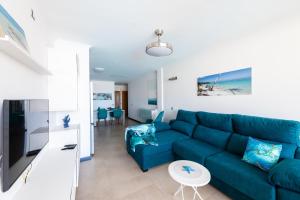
(242, 137, 282, 171)
(130, 135, 146, 151)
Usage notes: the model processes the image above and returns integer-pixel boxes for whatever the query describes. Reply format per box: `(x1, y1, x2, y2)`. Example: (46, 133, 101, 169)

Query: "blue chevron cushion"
(242, 137, 282, 171)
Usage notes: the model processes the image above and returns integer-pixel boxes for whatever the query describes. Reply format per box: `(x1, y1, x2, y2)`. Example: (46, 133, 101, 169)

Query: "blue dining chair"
(97, 107, 108, 126)
(113, 108, 123, 125)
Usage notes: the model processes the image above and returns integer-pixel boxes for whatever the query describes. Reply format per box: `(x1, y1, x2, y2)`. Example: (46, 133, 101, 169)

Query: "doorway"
(115, 91, 121, 108)
(121, 91, 128, 117)
(114, 84, 128, 117)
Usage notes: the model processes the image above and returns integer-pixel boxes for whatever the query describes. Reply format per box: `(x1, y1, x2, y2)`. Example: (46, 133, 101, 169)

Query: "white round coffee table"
(168, 160, 211, 200)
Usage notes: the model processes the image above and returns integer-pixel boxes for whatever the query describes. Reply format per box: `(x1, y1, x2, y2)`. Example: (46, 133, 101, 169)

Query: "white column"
(156, 68, 164, 112)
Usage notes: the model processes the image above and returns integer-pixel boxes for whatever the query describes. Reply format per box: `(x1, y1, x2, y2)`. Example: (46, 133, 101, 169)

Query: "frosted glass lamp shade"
(146, 42, 173, 57)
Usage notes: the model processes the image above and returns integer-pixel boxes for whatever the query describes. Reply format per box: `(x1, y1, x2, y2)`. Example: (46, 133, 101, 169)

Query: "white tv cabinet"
(12, 125, 80, 200)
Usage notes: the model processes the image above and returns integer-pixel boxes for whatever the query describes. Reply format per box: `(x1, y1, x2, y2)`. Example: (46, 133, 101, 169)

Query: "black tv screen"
(1, 99, 49, 192)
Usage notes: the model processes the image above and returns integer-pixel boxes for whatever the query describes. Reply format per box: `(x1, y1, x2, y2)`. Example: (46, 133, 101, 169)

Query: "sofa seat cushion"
(206, 152, 275, 200)
(170, 120, 195, 136)
(197, 111, 233, 132)
(173, 139, 223, 164)
(193, 125, 231, 149)
(268, 159, 300, 193)
(135, 130, 189, 156)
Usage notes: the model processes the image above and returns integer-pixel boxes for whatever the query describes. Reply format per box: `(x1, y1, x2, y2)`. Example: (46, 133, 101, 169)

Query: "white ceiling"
(37, 0, 300, 83)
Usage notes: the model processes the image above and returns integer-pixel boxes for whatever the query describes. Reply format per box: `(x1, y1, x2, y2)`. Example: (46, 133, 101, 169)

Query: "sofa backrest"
(194, 111, 233, 149)
(196, 111, 233, 132)
(295, 148, 300, 159)
(227, 114, 300, 159)
(193, 125, 232, 149)
(226, 133, 298, 159)
(232, 114, 300, 146)
(176, 110, 198, 125)
(170, 110, 197, 136)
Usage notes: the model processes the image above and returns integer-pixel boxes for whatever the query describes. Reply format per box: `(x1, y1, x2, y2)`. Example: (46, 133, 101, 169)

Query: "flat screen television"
(1, 99, 49, 192)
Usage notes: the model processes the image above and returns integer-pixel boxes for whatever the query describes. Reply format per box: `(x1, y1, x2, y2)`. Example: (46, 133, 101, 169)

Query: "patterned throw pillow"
(130, 136, 146, 152)
(129, 124, 158, 152)
(242, 137, 282, 171)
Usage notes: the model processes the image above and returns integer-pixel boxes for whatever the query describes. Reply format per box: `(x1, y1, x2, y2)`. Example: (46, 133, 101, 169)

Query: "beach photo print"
(197, 67, 252, 96)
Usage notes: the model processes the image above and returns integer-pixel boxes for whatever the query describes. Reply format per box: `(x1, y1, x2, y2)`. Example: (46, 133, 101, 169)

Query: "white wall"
(76, 44, 91, 159)
(156, 68, 164, 112)
(128, 71, 157, 122)
(163, 15, 300, 122)
(93, 81, 115, 110)
(115, 84, 128, 92)
(0, 0, 49, 198)
(47, 39, 91, 159)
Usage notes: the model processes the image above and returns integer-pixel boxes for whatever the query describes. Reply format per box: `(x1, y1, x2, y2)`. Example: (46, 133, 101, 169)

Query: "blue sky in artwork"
(198, 67, 251, 83)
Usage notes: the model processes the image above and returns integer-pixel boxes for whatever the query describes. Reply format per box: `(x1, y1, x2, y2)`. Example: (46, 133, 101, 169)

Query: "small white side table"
(168, 160, 211, 200)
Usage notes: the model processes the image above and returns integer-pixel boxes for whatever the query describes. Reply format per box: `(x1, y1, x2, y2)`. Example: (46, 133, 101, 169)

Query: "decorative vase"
(63, 114, 70, 128)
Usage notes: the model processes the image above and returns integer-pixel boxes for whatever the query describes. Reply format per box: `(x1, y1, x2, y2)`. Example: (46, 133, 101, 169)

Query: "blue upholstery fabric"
(126, 110, 300, 199)
(277, 188, 300, 200)
(154, 122, 170, 132)
(113, 108, 123, 119)
(206, 152, 276, 200)
(153, 111, 164, 123)
(226, 134, 249, 156)
(176, 110, 197, 125)
(227, 134, 297, 159)
(193, 125, 231, 149)
(295, 148, 300, 159)
(146, 111, 165, 123)
(210, 176, 252, 200)
(127, 130, 188, 170)
(232, 114, 300, 146)
(136, 130, 188, 156)
(169, 119, 176, 125)
(97, 108, 108, 120)
(130, 136, 146, 151)
(242, 137, 282, 171)
(197, 111, 233, 132)
(173, 139, 223, 164)
(128, 146, 173, 171)
(170, 120, 195, 136)
(268, 159, 300, 193)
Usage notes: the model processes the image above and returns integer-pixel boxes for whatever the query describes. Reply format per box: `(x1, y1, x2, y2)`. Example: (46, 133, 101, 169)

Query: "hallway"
(76, 119, 230, 200)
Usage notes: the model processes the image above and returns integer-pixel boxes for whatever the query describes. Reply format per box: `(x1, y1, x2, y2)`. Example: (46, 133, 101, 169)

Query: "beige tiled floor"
(76, 119, 230, 200)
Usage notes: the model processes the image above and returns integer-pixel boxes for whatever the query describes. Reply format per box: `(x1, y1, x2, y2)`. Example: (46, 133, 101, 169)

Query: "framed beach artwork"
(93, 93, 112, 100)
(197, 67, 252, 96)
(0, 5, 29, 51)
(147, 79, 157, 105)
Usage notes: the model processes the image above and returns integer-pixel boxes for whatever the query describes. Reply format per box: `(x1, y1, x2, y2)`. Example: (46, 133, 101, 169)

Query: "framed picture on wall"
(0, 5, 29, 51)
(93, 93, 112, 100)
(147, 79, 157, 105)
(197, 67, 252, 96)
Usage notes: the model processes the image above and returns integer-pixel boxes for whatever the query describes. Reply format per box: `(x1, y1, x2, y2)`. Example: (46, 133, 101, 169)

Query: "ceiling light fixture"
(146, 29, 173, 57)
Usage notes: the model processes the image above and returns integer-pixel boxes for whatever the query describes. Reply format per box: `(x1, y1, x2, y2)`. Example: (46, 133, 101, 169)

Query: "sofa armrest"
(268, 159, 300, 193)
(154, 122, 171, 132)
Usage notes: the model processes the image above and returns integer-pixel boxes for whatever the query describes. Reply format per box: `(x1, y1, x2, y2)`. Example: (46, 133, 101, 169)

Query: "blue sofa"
(126, 110, 300, 200)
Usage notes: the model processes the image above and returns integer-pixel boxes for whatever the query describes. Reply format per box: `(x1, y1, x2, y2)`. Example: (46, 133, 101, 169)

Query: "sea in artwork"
(197, 67, 252, 96)
(148, 98, 157, 105)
